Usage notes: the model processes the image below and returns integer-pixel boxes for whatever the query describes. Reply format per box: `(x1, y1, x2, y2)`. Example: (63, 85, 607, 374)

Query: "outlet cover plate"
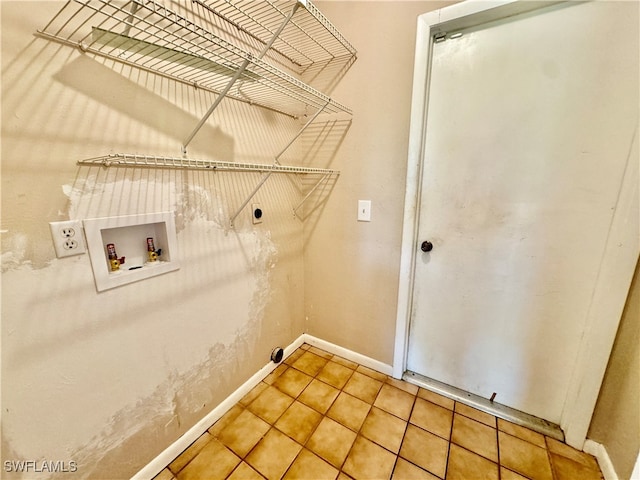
(49, 220, 86, 258)
(252, 203, 263, 224)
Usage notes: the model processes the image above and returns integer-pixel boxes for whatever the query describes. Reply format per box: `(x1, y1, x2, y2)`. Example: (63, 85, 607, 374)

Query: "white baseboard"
(583, 439, 619, 480)
(134, 333, 628, 480)
(132, 334, 392, 480)
(302, 334, 393, 376)
(131, 334, 306, 480)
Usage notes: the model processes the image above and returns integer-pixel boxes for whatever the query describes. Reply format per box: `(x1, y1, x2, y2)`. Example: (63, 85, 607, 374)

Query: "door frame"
(393, 0, 639, 449)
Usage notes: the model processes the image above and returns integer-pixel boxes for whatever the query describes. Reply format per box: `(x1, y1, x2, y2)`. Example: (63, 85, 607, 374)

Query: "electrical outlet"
(49, 220, 86, 258)
(252, 203, 263, 224)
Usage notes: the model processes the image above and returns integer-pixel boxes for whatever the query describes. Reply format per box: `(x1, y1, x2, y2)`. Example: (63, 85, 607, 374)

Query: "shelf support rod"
(123, 1, 141, 37)
(275, 98, 331, 163)
(228, 98, 330, 227)
(181, 56, 251, 155)
(293, 172, 332, 217)
(182, 1, 301, 155)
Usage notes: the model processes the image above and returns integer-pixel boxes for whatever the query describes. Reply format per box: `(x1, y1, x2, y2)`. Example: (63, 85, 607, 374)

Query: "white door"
(406, 1, 639, 423)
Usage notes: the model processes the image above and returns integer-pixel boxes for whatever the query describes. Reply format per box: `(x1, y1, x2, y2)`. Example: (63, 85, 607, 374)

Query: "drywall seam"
(131, 334, 306, 480)
(584, 439, 619, 480)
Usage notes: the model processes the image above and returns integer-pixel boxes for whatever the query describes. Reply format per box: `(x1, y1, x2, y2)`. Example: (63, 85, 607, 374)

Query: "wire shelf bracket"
(228, 97, 330, 226)
(292, 171, 332, 218)
(182, 0, 302, 154)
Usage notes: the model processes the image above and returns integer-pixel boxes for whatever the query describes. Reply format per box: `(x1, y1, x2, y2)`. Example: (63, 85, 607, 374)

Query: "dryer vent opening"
(271, 347, 284, 364)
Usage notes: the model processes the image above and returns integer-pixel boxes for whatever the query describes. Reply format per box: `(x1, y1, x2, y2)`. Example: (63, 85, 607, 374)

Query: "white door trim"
(393, 0, 639, 449)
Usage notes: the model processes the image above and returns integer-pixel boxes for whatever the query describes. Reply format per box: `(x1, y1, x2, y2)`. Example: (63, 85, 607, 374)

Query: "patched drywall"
(1, 1, 307, 478)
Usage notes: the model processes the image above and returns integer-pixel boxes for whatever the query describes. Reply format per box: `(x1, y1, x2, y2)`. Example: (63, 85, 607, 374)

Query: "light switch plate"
(358, 200, 371, 222)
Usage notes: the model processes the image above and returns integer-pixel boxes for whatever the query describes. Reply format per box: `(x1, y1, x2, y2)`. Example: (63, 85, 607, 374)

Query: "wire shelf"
(40, 1, 352, 225)
(193, 0, 357, 78)
(77, 153, 340, 175)
(37, 0, 354, 117)
(78, 153, 339, 226)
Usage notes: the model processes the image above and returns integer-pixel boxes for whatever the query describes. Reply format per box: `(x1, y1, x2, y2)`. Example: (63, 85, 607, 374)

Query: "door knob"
(421, 240, 433, 252)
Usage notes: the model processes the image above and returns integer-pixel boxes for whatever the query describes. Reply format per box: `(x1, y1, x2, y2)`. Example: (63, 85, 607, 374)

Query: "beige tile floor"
(154, 344, 604, 480)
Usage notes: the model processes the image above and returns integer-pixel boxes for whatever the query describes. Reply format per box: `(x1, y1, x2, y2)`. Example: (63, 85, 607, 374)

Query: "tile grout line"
(444, 401, 456, 480)
(288, 350, 420, 479)
(384, 383, 423, 479)
(222, 349, 314, 479)
(363, 383, 415, 478)
(322, 353, 374, 476)
(302, 354, 356, 476)
(233, 354, 317, 478)
(184, 348, 386, 479)
(171, 345, 593, 480)
(318, 351, 483, 479)
(545, 436, 559, 480)
(256, 349, 362, 478)
(389, 396, 411, 480)
(203, 359, 407, 479)
(496, 411, 502, 480)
